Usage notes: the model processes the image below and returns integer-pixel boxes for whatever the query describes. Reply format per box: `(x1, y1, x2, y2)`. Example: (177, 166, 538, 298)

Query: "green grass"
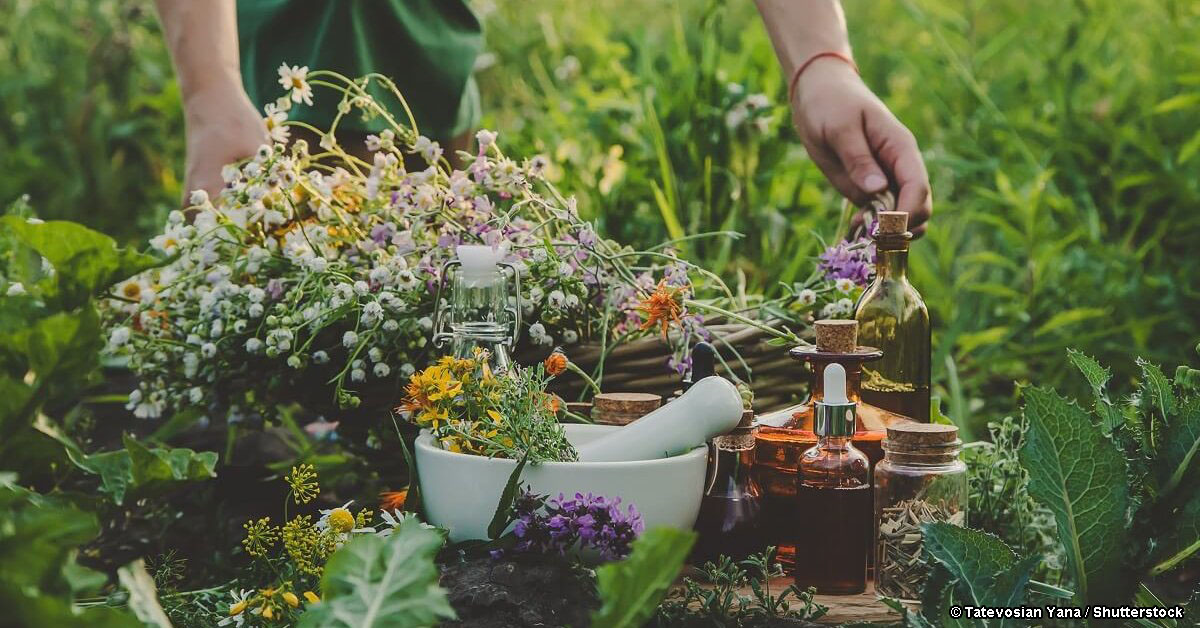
(1, 0, 1197, 435)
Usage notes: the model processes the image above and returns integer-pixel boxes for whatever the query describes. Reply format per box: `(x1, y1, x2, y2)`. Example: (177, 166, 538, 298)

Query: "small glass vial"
(693, 410, 764, 564)
(874, 423, 967, 601)
(794, 364, 872, 595)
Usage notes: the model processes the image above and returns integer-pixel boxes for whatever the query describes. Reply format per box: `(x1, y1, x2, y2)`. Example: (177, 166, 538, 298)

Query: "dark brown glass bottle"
(855, 211, 931, 422)
(793, 363, 872, 595)
(693, 412, 764, 564)
(754, 320, 910, 570)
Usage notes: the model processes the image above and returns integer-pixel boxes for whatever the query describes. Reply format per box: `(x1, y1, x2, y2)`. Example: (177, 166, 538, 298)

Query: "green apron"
(238, 0, 482, 140)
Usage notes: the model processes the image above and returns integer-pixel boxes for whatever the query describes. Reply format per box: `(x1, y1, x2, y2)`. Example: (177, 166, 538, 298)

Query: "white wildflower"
(342, 331, 359, 348)
(797, 289, 818, 306)
(277, 63, 314, 105)
(108, 326, 131, 348)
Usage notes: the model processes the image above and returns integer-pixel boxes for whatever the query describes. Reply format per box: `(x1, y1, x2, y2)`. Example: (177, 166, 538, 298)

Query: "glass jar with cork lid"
(873, 423, 967, 601)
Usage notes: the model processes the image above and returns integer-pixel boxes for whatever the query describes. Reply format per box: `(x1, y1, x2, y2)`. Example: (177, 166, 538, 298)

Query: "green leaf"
(116, 560, 171, 628)
(1137, 357, 1176, 424)
(0, 484, 137, 627)
(955, 326, 1010, 356)
(68, 434, 218, 505)
(922, 523, 1037, 613)
(1019, 387, 1133, 605)
(2, 217, 160, 308)
(591, 527, 696, 628)
(1159, 396, 1200, 499)
(488, 454, 528, 540)
(1152, 92, 1200, 114)
(300, 517, 454, 628)
(1067, 349, 1111, 393)
(1067, 349, 1124, 433)
(1032, 308, 1108, 338)
(0, 375, 34, 450)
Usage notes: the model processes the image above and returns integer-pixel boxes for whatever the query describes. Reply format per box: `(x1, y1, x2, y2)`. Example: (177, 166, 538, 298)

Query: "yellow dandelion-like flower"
(282, 591, 300, 608)
(303, 591, 320, 604)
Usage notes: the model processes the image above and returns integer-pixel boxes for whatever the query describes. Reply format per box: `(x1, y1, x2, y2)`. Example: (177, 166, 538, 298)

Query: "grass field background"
(2, 0, 1197, 436)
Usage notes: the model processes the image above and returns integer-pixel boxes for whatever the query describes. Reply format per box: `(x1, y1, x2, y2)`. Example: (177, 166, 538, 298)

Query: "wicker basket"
(515, 322, 807, 413)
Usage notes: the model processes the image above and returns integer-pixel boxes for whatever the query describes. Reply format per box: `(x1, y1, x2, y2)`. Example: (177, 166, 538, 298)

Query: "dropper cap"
(814, 363, 857, 437)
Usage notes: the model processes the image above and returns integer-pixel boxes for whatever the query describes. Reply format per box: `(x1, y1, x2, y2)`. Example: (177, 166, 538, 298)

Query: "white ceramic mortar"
(415, 424, 707, 542)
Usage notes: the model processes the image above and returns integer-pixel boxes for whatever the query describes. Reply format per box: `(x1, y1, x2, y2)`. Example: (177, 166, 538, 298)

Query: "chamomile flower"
(797, 289, 818, 306)
(262, 102, 290, 144)
(277, 63, 314, 105)
(835, 278, 856, 294)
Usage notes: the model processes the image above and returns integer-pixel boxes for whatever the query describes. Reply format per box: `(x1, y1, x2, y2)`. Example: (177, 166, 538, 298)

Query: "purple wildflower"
(508, 490, 644, 561)
(817, 237, 876, 286)
(265, 278, 285, 300)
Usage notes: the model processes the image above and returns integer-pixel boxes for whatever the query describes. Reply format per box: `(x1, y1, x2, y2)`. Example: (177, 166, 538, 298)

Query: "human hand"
(182, 88, 268, 203)
(791, 59, 932, 236)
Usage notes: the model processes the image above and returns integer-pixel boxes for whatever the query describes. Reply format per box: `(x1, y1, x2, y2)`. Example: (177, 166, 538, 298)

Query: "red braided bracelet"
(787, 51, 859, 102)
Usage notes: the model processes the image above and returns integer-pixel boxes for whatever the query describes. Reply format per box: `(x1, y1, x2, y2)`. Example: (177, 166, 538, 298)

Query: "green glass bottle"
(853, 211, 930, 422)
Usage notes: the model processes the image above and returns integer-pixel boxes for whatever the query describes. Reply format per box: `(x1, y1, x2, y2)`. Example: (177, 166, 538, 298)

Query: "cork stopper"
(876, 211, 909, 236)
(592, 392, 662, 426)
(884, 423, 960, 449)
(814, 319, 858, 353)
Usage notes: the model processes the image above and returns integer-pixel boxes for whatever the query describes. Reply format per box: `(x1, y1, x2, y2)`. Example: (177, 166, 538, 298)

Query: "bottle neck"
(817, 435, 852, 450)
(874, 244, 909, 280)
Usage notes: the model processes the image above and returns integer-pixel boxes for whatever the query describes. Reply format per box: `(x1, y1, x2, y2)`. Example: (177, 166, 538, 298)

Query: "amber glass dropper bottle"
(854, 211, 931, 422)
(793, 363, 872, 595)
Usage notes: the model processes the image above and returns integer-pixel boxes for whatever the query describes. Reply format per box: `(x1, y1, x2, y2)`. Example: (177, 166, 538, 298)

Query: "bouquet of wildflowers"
(101, 66, 747, 423)
(400, 349, 577, 462)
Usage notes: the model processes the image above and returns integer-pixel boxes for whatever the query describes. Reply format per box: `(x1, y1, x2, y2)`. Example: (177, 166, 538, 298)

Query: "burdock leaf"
(299, 517, 453, 628)
(1019, 387, 1133, 605)
(921, 523, 1036, 614)
(591, 527, 695, 628)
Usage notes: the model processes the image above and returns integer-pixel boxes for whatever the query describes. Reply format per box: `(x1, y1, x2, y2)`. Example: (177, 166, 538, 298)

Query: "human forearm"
(154, 0, 266, 200)
(153, 0, 244, 114)
(754, 0, 852, 79)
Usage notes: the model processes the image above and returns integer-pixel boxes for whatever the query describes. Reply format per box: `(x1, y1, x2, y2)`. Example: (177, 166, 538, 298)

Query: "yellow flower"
(486, 409, 503, 425)
(229, 600, 248, 616)
(328, 508, 355, 534)
(263, 604, 275, 620)
(303, 591, 320, 604)
(282, 591, 300, 608)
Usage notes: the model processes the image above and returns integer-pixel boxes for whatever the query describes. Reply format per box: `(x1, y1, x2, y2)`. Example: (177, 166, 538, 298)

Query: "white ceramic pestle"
(575, 376, 744, 462)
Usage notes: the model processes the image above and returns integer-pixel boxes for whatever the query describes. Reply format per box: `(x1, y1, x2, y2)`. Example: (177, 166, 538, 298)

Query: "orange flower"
(637, 280, 685, 339)
(544, 350, 568, 377)
(545, 393, 562, 413)
(380, 489, 408, 512)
